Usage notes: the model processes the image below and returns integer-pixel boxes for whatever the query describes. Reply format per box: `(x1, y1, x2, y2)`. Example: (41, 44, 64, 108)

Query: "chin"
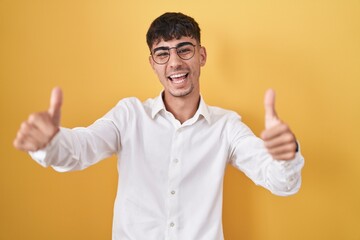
(169, 86, 194, 97)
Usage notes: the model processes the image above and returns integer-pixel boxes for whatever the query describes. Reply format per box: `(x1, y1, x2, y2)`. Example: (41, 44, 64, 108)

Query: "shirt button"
(171, 190, 176, 195)
(170, 222, 175, 227)
(174, 159, 179, 163)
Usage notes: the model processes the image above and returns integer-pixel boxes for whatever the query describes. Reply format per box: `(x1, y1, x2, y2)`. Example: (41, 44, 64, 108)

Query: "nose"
(167, 48, 183, 68)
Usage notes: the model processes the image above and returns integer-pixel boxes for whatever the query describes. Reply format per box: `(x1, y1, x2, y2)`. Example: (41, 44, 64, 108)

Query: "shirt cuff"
(267, 144, 305, 196)
(28, 129, 62, 167)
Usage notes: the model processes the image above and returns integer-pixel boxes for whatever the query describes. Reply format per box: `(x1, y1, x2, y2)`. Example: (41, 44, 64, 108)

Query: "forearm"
(262, 150, 304, 196)
(230, 133, 304, 196)
(29, 119, 120, 172)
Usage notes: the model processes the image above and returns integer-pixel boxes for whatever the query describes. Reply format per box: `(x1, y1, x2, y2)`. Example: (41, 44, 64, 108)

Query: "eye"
(155, 51, 170, 58)
(177, 47, 192, 55)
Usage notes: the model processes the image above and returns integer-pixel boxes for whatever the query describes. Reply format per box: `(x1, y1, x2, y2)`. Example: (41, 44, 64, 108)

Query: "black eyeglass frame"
(150, 42, 197, 65)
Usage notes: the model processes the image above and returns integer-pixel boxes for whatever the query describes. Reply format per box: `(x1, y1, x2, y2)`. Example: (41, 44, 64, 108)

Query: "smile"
(168, 73, 189, 84)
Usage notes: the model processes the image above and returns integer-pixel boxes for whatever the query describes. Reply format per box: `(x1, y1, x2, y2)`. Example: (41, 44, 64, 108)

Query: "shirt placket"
(165, 126, 183, 240)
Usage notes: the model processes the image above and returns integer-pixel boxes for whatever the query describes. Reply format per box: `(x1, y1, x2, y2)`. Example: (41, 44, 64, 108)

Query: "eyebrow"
(152, 41, 194, 53)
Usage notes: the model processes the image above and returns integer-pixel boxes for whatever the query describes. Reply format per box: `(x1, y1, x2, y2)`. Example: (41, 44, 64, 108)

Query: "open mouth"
(168, 73, 189, 84)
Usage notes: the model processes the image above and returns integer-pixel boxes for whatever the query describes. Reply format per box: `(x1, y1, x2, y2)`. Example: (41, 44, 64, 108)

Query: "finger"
(266, 142, 297, 156)
(24, 121, 54, 147)
(264, 88, 279, 129)
(14, 137, 43, 151)
(13, 130, 26, 150)
(264, 88, 277, 119)
(14, 120, 53, 151)
(261, 123, 289, 140)
(28, 112, 59, 138)
(14, 130, 43, 151)
(48, 87, 63, 126)
(17, 121, 41, 140)
(264, 132, 295, 149)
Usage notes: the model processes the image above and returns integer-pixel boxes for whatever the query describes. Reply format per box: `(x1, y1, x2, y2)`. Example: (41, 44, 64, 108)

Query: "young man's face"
(149, 36, 207, 99)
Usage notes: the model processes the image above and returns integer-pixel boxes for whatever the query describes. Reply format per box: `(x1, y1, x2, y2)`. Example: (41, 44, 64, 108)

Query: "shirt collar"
(151, 92, 166, 119)
(151, 91, 211, 124)
(196, 95, 211, 124)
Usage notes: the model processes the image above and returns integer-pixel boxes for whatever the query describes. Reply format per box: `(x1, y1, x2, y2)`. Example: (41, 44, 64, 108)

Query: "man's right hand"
(13, 87, 63, 151)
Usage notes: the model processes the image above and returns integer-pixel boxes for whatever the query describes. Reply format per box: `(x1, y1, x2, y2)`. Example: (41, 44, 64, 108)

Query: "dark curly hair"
(146, 12, 201, 51)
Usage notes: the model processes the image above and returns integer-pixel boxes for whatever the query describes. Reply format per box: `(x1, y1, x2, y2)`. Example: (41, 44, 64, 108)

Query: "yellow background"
(1, 0, 359, 239)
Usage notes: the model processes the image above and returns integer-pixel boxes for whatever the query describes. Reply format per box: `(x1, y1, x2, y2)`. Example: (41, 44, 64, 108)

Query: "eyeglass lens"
(152, 42, 195, 64)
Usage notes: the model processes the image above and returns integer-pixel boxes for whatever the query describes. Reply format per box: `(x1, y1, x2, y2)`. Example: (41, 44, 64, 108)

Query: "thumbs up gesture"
(261, 89, 298, 160)
(13, 87, 63, 151)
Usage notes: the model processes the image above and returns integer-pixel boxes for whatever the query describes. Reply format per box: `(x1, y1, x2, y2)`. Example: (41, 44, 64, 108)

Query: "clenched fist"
(13, 87, 63, 151)
(261, 89, 298, 160)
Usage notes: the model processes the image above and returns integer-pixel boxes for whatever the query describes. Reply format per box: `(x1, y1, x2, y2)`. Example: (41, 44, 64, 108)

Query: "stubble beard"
(169, 83, 194, 98)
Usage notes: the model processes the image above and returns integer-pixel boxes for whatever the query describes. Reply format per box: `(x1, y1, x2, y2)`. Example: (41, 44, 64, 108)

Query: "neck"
(163, 91, 200, 124)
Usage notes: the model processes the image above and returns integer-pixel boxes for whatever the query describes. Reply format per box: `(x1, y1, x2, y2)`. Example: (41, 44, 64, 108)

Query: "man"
(14, 12, 304, 240)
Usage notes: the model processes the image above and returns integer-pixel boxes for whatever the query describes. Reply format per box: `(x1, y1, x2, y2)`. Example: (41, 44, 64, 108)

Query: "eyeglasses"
(151, 42, 196, 65)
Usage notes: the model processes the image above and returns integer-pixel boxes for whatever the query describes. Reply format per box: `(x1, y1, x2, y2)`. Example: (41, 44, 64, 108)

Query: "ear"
(149, 55, 156, 71)
(199, 46, 207, 67)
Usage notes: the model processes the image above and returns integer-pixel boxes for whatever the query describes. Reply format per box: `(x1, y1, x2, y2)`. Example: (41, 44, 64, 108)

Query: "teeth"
(173, 78, 185, 84)
(170, 73, 187, 79)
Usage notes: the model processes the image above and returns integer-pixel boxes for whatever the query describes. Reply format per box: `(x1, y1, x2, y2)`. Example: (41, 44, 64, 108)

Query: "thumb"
(48, 87, 63, 126)
(264, 88, 279, 129)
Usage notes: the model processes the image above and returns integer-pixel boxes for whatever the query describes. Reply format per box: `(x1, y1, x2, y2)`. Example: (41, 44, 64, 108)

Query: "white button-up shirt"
(30, 93, 304, 240)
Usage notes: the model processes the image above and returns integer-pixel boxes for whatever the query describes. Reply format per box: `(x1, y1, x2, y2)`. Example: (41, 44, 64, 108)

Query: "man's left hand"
(261, 89, 298, 160)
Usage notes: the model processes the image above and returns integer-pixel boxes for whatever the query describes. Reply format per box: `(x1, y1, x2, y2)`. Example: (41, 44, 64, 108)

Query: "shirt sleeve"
(228, 116, 305, 196)
(29, 111, 121, 172)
